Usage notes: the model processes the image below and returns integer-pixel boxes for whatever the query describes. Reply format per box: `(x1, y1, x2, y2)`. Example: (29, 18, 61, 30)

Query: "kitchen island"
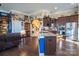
(43, 31, 56, 55)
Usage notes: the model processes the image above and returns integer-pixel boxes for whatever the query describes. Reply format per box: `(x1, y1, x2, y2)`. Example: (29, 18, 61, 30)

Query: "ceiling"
(0, 3, 78, 15)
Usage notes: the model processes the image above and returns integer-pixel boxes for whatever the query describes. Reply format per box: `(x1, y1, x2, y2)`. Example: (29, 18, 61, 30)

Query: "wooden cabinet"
(0, 16, 8, 35)
(56, 15, 78, 25)
(24, 15, 30, 37)
(43, 16, 51, 27)
(57, 17, 66, 25)
(24, 22, 30, 37)
(44, 33, 56, 55)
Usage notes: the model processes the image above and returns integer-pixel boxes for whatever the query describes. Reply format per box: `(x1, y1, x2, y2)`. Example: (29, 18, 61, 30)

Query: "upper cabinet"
(43, 16, 51, 27)
(56, 15, 78, 25)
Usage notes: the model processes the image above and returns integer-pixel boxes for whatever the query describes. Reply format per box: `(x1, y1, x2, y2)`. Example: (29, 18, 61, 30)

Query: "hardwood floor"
(0, 37, 39, 56)
(0, 37, 79, 56)
(56, 40, 79, 56)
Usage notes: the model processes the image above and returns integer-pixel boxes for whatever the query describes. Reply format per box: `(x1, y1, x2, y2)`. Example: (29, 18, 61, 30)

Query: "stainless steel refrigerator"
(66, 22, 77, 40)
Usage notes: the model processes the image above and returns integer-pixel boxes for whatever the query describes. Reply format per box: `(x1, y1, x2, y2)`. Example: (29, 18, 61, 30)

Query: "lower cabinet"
(44, 36, 56, 56)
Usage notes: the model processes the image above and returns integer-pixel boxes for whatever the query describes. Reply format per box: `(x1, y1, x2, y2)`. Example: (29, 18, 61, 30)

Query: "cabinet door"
(26, 31, 30, 37)
(44, 36, 56, 55)
(0, 16, 8, 35)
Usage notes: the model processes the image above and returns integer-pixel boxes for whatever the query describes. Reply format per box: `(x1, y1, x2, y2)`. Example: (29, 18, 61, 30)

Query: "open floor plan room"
(0, 3, 79, 56)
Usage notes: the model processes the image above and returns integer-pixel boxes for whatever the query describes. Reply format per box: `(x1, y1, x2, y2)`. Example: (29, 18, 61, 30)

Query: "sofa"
(0, 33, 21, 51)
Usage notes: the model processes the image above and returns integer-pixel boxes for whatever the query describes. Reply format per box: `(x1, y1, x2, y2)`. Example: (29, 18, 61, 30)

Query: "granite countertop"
(44, 32, 56, 37)
(39, 31, 56, 37)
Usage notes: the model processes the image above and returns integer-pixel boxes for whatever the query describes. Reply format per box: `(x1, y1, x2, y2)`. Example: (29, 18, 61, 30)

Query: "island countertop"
(39, 31, 56, 37)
